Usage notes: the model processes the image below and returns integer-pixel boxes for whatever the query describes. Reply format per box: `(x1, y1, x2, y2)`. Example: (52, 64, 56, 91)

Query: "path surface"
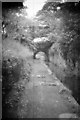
(20, 59, 80, 118)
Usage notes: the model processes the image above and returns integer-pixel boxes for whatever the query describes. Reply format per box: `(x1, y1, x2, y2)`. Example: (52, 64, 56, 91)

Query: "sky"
(23, 0, 47, 18)
(23, 0, 79, 18)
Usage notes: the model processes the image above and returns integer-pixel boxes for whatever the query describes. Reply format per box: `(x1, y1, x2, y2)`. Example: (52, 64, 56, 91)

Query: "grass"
(2, 39, 33, 118)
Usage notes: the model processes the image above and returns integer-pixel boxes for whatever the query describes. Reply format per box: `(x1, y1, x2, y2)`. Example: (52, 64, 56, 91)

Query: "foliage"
(36, 2, 80, 104)
(37, 2, 80, 69)
(2, 39, 32, 118)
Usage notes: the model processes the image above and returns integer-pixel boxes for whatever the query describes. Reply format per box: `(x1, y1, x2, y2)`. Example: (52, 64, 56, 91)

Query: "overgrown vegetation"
(2, 1, 80, 105)
(36, 2, 80, 104)
(2, 38, 32, 118)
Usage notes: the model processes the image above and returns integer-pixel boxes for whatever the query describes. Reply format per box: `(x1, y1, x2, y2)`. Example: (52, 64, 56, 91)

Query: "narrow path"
(21, 59, 80, 118)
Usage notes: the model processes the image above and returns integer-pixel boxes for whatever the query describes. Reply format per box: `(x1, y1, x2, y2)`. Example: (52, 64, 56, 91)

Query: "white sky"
(23, 0, 46, 18)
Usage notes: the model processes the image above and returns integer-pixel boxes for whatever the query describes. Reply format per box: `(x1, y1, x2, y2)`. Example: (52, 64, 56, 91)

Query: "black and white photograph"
(2, 0, 80, 118)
